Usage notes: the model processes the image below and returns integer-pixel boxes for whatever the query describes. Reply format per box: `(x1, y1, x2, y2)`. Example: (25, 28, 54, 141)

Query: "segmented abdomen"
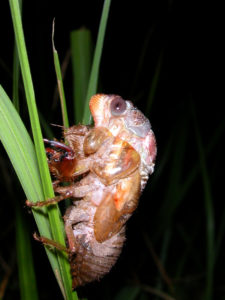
(64, 200, 126, 289)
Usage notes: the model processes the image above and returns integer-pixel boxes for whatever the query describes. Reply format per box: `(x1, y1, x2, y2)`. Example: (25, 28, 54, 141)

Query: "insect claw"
(33, 232, 41, 242)
(25, 200, 33, 207)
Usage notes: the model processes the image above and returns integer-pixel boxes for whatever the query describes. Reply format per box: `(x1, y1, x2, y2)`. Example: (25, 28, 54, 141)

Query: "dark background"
(0, 1, 223, 299)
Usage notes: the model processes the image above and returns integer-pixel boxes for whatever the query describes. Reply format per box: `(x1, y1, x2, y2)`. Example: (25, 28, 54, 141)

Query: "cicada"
(27, 94, 156, 288)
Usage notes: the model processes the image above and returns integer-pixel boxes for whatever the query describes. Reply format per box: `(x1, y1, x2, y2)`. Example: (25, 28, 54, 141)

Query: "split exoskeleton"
(27, 94, 157, 288)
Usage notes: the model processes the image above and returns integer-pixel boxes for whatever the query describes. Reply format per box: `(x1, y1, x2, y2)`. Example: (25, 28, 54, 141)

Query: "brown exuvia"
(27, 94, 157, 289)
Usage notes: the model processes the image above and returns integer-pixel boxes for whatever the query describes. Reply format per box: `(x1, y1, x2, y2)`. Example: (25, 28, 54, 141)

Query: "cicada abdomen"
(64, 197, 126, 288)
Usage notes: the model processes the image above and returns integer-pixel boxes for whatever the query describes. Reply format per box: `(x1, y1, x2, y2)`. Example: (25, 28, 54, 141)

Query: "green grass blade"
(70, 28, 92, 123)
(12, 46, 20, 112)
(82, 0, 111, 124)
(0, 85, 61, 295)
(0, 86, 43, 204)
(8, 1, 77, 298)
(16, 202, 39, 300)
(8, 0, 50, 192)
(12, 0, 21, 112)
(52, 20, 69, 128)
(39, 111, 54, 139)
(12, 6, 39, 296)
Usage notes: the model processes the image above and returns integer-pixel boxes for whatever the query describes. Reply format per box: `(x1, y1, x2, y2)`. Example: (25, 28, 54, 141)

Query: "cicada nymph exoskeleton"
(27, 94, 157, 288)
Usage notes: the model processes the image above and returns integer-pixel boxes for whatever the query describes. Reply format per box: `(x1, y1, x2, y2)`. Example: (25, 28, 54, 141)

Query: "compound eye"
(110, 96, 127, 116)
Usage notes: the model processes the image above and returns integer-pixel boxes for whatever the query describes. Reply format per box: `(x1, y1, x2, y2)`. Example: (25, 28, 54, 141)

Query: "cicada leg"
(33, 232, 69, 253)
(25, 192, 73, 207)
(26, 173, 99, 208)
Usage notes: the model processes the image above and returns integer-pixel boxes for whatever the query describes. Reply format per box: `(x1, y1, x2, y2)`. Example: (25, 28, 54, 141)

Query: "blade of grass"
(16, 202, 39, 300)
(12, 0, 22, 112)
(12, 46, 20, 112)
(8, 1, 77, 298)
(0, 86, 45, 215)
(39, 111, 54, 139)
(192, 105, 215, 300)
(12, 11, 39, 296)
(82, 0, 111, 124)
(70, 28, 92, 123)
(8, 0, 51, 194)
(0, 85, 61, 296)
(52, 20, 69, 128)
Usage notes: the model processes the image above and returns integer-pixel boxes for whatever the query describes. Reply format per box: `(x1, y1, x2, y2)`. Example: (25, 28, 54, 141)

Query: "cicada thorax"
(91, 136, 141, 185)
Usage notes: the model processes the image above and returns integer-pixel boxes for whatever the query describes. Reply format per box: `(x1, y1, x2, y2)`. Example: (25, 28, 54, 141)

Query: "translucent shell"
(92, 136, 140, 185)
(94, 170, 141, 242)
(40, 94, 156, 288)
(83, 127, 112, 155)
